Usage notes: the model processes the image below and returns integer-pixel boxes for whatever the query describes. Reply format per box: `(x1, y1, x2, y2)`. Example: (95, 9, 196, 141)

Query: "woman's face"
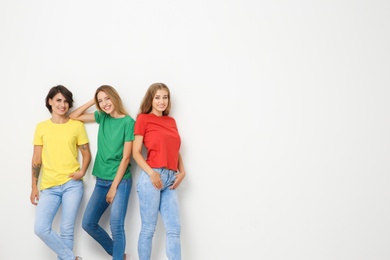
(97, 91, 115, 115)
(151, 89, 169, 116)
(49, 92, 69, 116)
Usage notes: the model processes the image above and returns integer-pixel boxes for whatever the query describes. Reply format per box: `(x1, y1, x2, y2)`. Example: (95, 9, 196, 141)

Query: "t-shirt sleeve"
(124, 118, 135, 142)
(134, 114, 146, 136)
(94, 111, 102, 124)
(77, 122, 89, 145)
(33, 123, 43, 145)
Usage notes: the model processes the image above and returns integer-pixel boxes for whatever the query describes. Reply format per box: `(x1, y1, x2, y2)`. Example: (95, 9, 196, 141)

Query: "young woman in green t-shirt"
(70, 85, 135, 260)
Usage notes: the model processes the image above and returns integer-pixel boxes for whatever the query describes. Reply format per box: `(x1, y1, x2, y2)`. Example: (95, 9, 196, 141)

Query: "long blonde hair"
(94, 85, 128, 115)
(139, 83, 171, 116)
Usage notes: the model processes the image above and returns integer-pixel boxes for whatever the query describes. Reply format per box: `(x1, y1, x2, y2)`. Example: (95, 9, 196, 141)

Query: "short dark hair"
(45, 85, 74, 113)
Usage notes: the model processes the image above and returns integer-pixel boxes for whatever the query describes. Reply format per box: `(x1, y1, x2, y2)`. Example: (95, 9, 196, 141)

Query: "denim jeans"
(82, 177, 132, 260)
(34, 179, 84, 260)
(137, 168, 181, 260)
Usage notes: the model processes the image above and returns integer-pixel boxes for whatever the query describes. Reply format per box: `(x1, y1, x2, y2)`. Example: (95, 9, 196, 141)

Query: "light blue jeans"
(34, 179, 84, 260)
(82, 177, 132, 260)
(137, 168, 181, 260)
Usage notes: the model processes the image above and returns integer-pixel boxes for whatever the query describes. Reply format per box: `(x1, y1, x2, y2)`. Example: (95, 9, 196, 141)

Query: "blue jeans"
(34, 179, 84, 260)
(137, 168, 181, 260)
(82, 177, 132, 260)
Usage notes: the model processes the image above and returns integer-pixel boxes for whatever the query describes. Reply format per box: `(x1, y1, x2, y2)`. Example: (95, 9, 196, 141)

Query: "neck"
(50, 115, 69, 124)
(110, 111, 125, 118)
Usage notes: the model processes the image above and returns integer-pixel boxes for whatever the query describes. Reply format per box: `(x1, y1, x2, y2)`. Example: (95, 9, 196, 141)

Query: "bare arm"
(132, 135, 163, 190)
(69, 143, 92, 180)
(106, 141, 133, 203)
(69, 98, 96, 123)
(30, 145, 42, 205)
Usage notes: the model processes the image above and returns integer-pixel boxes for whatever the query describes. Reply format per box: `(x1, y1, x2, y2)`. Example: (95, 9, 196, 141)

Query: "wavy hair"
(94, 85, 128, 115)
(138, 83, 171, 116)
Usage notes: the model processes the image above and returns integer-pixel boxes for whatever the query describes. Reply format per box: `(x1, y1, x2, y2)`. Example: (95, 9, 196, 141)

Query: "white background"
(1, 0, 389, 259)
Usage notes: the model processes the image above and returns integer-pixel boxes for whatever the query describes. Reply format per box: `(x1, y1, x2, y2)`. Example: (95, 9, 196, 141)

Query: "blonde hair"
(94, 85, 128, 115)
(139, 83, 171, 116)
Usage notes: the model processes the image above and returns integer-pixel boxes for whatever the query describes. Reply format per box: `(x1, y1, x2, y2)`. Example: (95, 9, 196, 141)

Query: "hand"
(30, 188, 39, 205)
(106, 187, 117, 204)
(69, 171, 85, 180)
(150, 171, 163, 190)
(170, 172, 185, 190)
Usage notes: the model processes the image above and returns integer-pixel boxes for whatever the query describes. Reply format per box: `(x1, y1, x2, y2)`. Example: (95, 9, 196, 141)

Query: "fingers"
(106, 196, 113, 204)
(153, 181, 163, 190)
(69, 172, 83, 180)
(30, 196, 38, 205)
(170, 179, 180, 190)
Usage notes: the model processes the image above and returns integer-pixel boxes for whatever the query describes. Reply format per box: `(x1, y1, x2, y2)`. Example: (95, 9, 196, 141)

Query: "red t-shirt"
(134, 113, 181, 170)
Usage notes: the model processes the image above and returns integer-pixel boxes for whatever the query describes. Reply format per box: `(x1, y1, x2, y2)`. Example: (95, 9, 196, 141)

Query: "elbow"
(122, 155, 131, 165)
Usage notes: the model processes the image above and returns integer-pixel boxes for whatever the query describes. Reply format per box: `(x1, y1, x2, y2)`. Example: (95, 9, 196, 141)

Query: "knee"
(34, 223, 50, 239)
(82, 217, 94, 233)
(140, 224, 156, 237)
(166, 226, 181, 237)
(110, 220, 125, 236)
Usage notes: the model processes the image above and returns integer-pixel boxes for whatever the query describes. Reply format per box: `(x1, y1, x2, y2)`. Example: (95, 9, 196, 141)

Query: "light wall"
(1, 1, 390, 259)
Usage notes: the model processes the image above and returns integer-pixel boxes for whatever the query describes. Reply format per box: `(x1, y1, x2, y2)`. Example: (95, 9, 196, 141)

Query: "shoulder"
(164, 115, 177, 124)
(136, 113, 148, 120)
(35, 119, 51, 129)
(124, 115, 135, 123)
(94, 111, 106, 121)
(135, 113, 150, 124)
(69, 119, 84, 126)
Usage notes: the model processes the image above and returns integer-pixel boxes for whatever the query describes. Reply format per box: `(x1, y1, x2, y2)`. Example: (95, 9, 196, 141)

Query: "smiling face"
(151, 89, 169, 116)
(97, 90, 115, 115)
(48, 93, 69, 116)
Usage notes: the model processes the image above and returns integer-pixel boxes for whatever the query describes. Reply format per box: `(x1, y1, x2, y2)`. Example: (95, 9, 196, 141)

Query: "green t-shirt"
(92, 111, 135, 180)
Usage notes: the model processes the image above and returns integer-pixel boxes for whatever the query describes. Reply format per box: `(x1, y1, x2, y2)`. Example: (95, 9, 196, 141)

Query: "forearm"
(69, 99, 95, 120)
(177, 153, 185, 173)
(111, 157, 130, 189)
(79, 143, 91, 175)
(31, 161, 41, 189)
(133, 152, 155, 176)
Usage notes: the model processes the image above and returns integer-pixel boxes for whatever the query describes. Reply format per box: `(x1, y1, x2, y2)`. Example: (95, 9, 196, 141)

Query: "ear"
(48, 98, 53, 106)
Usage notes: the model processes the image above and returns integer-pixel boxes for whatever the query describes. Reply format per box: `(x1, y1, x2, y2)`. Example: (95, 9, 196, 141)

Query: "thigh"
(83, 179, 110, 223)
(110, 178, 132, 223)
(35, 187, 62, 229)
(160, 188, 181, 228)
(61, 180, 84, 225)
(137, 171, 161, 224)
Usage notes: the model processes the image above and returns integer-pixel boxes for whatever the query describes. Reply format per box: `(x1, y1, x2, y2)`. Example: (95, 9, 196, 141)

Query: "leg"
(60, 180, 84, 251)
(82, 178, 113, 256)
(34, 186, 76, 260)
(110, 178, 132, 260)
(160, 170, 182, 260)
(137, 171, 161, 260)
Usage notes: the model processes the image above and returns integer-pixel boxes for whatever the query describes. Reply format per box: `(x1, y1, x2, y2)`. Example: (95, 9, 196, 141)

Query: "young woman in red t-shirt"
(133, 83, 186, 260)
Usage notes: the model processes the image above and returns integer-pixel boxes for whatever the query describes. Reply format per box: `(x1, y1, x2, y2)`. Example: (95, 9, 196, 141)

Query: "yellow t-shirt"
(33, 119, 89, 190)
